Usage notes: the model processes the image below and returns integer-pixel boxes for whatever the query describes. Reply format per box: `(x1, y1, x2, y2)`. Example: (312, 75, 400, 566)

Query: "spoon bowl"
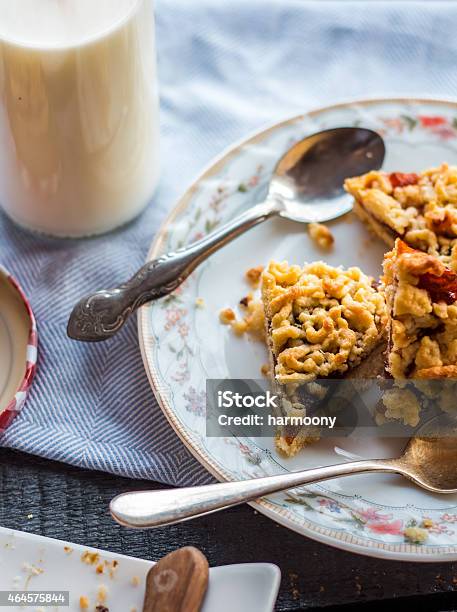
(396, 414, 457, 493)
(273, 127, 385, 222)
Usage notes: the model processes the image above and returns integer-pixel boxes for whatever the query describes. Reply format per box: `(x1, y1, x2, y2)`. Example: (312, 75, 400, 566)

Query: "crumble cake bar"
(261, 260, 387, 456)
(345, 164, 457, 269)
(382, 239, 457, 380)
(261, 260, 387, 383)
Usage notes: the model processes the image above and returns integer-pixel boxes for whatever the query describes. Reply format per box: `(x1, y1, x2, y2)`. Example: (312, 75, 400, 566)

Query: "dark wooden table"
(1, 448, 457, 611)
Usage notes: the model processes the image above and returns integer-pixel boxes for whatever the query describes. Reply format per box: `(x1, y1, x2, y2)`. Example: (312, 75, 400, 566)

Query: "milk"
(0, 0, 160, 236)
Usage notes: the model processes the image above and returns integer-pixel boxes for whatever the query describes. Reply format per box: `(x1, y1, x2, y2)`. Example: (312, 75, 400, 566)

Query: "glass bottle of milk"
(0, 0, 160, 236)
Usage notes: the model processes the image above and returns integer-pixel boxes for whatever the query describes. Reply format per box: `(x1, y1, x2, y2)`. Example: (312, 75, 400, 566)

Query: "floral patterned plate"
(140, 98, 457, 561)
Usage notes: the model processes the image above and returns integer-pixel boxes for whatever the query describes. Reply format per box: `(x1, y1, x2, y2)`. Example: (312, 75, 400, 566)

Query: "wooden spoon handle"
(143, 546, 209, 612)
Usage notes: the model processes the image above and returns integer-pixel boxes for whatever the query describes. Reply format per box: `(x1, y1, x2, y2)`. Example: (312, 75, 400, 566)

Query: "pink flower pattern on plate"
(367, 520, 404, 535)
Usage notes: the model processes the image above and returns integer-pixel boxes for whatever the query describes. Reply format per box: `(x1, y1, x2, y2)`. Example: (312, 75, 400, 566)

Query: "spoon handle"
(110, 459, 399, 529)
(67, 199, 280, 342)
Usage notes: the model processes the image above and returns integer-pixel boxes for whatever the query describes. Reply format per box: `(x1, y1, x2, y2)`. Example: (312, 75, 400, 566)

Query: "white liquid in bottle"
(0, 0, 160, 236)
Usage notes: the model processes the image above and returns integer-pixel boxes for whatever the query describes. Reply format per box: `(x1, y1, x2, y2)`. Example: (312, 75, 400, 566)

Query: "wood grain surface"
(143, 546, 209, 612)
(1, 448, 457, 611)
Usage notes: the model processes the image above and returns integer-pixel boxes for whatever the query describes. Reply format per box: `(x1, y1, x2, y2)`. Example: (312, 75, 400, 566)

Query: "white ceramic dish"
(0, 265, 37, 432)
(140, 98, 457, 561)
(0, 527, 280, 611)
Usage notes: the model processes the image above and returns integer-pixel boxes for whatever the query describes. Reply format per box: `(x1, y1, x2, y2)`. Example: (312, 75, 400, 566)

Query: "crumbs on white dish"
(307, 222, 334, 249)
(80, 551, 119, 578)
(219, 267, 265, 340)
(81, 551, 100, 565)
(98, 583, 108, 603)
(79, 595, 90, 610)
(245, 265, 264, 288)
(219, 295, 264, 340)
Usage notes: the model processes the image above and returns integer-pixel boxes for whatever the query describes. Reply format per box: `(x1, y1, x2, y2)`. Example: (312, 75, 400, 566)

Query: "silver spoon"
(67, 127, 385, 342)
(110, 415, 457, 529)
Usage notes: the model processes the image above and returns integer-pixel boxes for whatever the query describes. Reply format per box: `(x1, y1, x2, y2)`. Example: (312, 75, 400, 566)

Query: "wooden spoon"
(143, 546, 209, 612)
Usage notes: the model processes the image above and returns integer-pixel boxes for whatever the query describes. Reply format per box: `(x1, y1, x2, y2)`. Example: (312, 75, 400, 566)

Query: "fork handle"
(67, 199, 280, 342)
(110, 459, 399, 529)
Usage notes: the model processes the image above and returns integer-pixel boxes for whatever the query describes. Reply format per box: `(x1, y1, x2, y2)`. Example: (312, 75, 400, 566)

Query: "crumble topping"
(275, 425, 320, 457)
(245, 265, 264, 287)
(260, 363, 270, 376)
(219, 308, 236, 325)
(308, 222, 334, 249)
(382, 239, 457, 379)
(81, 551, 100, 565)
(220, 295, 265, 340)
(261, 260, 387, 383)
(379, 388, 421, 427)
(97, 584, 108, 603)
(345, 164, 457, 269)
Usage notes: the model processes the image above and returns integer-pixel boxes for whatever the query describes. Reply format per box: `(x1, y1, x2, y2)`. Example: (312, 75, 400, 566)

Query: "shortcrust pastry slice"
(382, 239, 457, 380)
(261, 260, 387, 456)
(345, 164, 457, 270)
(261, 260, 387, 384)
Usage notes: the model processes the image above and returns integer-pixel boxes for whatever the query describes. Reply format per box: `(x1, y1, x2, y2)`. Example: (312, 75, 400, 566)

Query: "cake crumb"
(79, 596, 89, 610)
(63, 546, 73, 554)
(97, 584, 108, 603)
(422, 518, 434, 529)
(261, 363, 270, 377)
(108, 560, 119, 579)
(131, 575, 141, 587)
(22, 562, 43, 576)
(239, 293, 253, 308)
(308, 222, 334, 249)
(95, 606, 109, 612)
(27, 513, 34, 519)
(245, 265, 264, 287)
(96, 563, 105, 574)
(219, 308, 236, 324)
(381, 388, 421, 427)
(238, 299, 265, 340)
(231, 320, 248, 336)
(220, 300, 265, 340)
(195, 297, 205, 308)
(288, 571, 300, 601)
(81, 551, 100, 565)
